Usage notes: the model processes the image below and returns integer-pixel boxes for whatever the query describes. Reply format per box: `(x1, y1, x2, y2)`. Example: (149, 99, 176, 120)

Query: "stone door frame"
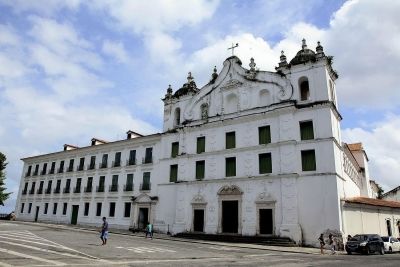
(217, 185, 243, 234)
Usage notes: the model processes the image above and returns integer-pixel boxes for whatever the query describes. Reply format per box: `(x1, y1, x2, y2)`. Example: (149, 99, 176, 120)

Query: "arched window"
(225, 93, 238, 114)
(259, 89, 270, 107)
(299, 77, 310, 101)
(200, 103, 208, 120)
(174, 108, 181, 127)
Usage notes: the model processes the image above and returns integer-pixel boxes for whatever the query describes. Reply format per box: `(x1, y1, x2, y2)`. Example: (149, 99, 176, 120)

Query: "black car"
(345, 234, 385, 255)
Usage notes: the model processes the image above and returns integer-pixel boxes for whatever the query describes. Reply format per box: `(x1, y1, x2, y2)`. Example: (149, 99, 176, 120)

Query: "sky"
(0, 0, 400, 212)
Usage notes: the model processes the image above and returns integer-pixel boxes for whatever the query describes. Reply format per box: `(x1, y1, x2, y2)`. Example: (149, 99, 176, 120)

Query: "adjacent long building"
(15, 40, 400, 245)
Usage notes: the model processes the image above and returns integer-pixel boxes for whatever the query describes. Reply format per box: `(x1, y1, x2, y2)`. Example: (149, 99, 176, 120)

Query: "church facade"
(15, 40, 399, 246)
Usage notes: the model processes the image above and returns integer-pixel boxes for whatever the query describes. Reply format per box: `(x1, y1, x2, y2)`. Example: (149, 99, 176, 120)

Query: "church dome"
(289, 39, 317, 66)
(173, 72, 198, 98)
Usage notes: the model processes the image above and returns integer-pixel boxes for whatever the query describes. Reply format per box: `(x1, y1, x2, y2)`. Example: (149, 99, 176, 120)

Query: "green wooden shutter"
(301, 150, 316, 171)
(226, 157, 236, 177)
(259, 126, 271, 144)
(143, 172, 150, 190)
(300, 121, 314, 140)
(197, 137, 205, 154)
(170, 165, 178, 182)
(259, 153, 272, 174)
(196, 160, 205, 180)
(126, 174, 133, 185)
(171, 142, 179, 158)
(226, 132, 236, 149)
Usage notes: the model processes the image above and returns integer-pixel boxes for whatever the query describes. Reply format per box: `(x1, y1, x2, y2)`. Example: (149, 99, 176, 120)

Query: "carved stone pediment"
(217, 185, 243, 196)
(221, 79, 243, 90)
(191, 194, 207, 205)
(255, 192, 276, 204)
(133, 193, 157, 203)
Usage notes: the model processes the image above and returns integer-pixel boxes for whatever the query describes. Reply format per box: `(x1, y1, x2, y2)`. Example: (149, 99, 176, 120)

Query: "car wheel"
(389, 247, 392, 253)
(379, 246, 385, 255)
(346, 250, 352, 255)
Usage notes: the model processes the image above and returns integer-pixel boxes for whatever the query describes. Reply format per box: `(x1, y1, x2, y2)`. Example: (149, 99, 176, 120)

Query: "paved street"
(0, 221, 399, 266)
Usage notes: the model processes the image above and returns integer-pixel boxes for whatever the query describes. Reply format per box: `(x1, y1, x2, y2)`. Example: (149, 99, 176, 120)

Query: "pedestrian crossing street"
(116, 245, 176, 253)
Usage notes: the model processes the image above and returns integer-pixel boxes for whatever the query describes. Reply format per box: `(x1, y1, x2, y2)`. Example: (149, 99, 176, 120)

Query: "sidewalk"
(13, 220, 344, 255)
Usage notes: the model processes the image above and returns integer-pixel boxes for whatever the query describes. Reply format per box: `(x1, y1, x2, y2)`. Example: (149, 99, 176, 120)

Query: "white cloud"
(88, 0, 220, 34)
(342, 113, 400, 191)
(102, 40, 129, 63)
(0, 0, 82, 15)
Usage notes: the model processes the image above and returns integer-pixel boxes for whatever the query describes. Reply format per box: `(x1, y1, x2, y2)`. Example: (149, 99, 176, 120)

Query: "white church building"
(15, 40, 400, 246)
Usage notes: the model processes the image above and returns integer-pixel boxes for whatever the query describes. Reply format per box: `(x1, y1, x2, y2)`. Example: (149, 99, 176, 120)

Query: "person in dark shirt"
(100, 217, 109, 245)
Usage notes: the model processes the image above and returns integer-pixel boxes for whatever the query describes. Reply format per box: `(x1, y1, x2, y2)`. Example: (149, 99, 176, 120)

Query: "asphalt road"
(0, 221, 399, 266)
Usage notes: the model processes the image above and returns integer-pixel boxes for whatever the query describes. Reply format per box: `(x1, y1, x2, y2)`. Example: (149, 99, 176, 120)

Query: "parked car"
(381, 236, 400, 253)
(345, 234, 385, 255)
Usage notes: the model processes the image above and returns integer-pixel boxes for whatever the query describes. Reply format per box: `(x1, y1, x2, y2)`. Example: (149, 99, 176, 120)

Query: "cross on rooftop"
(228, 43, 239, 56)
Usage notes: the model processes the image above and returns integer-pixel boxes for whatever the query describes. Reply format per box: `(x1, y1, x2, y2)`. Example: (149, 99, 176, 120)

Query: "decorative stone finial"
(167, 84, 172, 94)
(249, 57, 256, 71)
(302, 38, 307, 50)
(187, 72, 194, 83)
(316, 41, 325, 58)
(280, 50, 287, 63)
(211, 66, 218, 82)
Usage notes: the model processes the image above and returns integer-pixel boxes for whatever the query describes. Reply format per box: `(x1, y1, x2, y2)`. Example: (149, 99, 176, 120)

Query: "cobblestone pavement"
(0, 221, 399, 266)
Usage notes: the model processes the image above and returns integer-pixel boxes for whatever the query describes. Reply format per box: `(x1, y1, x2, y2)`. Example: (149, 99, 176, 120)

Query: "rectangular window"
(125, 174, 134, 191)
(142, 172, 151, 190)
(50, 162, 55, 174)
(53, 203, 58, 215)
(75, 178, 81, 193)
(171, 142, 179, 158)
(54, 180, 61, 193)
(59, 160, 64, 173)
(96, 203, 102, 216)
(23, 182, 28, 194)
(64, 179, 71, 193)
(46, 180, 52, 194)
(259, 126, 271, 144)
(97, 176, 105, 192)
(109, 202, 115, 217)
(26, 165, 32, 176)
(300, 121, 314, 140)
(63, 203, 67, 215)
(114, 152, 121, 167)
(78, 157, 85, 171)
(128, 150, 136, 165)
(21, 203, 25, 213)
(101, 154, 108, 168)
(170, 164, 178, 182)
(29, 182, 36, 194)
(28, 203, 32, 213)
(33, 164, 39, 176)
(68, 159, 74, 172)
(196, 160, 205, 180)
(144, 147, 153, 163)
(197, 136, 205, 154)
(226, 132, 236, 149)
(41, 163, 47, 175)
(124, 202, 131, 218)
(225, 157, 236, 177)
(84, 203, 90, 216)
(110, 175, 118, 192)
(301, 150, 316, 171)
(89, 156, 96, 169)
(38, 181, 44, 194)
(44, 203, 48, 214)
(259, 153, 272, 174)
(86, 177, 93, 192)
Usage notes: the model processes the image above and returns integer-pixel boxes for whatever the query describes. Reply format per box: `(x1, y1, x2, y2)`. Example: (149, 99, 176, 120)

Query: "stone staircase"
(174, 232, 297, 247)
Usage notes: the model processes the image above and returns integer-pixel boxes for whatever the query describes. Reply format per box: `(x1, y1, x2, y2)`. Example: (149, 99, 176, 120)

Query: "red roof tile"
(344, 196, 400, 208)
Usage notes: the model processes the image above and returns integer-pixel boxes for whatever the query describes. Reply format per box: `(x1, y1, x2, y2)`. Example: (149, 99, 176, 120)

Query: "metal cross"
(228, 43, 239, 56)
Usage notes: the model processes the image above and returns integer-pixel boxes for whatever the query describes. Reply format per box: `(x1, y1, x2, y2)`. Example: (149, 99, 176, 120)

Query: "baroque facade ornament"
(217, 185, 243, 195)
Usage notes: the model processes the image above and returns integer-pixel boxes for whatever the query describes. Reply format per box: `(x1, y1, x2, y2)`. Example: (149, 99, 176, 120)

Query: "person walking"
(328, 233, 336, 254)
(145, 222, 153, 239)
(100, 217, 109, 245)
(318, 234, 325, 254)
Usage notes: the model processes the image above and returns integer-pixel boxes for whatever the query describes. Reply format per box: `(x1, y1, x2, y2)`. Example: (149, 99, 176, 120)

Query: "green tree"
(0, 152, 11, 206)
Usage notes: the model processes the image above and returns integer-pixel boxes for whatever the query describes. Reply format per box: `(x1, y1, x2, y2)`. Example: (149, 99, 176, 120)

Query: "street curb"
(10, 220, 333, 255)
